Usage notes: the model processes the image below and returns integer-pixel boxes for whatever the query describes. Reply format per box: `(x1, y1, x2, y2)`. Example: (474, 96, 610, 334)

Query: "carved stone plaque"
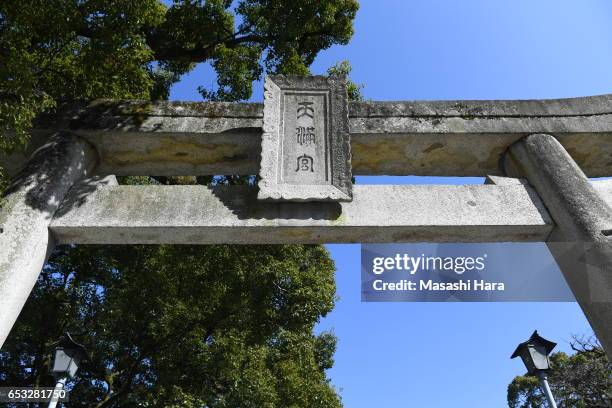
(258, 75, 352, 201)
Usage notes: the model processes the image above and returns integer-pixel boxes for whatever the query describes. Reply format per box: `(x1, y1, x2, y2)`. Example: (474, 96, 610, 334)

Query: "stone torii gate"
(1, 76, 611, 359)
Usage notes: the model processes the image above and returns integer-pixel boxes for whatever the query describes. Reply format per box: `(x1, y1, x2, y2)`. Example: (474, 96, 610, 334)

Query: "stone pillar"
(0, 132, 98, 348)
(503, 133, 612, 358)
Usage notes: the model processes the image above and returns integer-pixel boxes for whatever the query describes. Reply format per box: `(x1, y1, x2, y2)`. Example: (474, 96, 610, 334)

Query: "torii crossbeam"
(1, 90, 611, 357)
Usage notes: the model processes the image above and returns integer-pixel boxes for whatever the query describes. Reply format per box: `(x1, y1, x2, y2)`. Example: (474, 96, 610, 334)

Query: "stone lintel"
(50, 183, 554, 244)
(0, 93, 608, 178)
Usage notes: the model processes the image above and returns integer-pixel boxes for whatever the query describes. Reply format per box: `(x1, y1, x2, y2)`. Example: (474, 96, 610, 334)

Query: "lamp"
(48, 333, 86, 408)
(511, 330, 558, 408)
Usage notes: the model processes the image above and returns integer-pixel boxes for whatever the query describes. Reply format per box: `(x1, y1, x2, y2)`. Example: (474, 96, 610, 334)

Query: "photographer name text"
(370, 253, 505, 292)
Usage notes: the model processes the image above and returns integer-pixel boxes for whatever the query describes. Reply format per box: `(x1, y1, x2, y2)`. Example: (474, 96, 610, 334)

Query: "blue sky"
(169, 1, 612, 406)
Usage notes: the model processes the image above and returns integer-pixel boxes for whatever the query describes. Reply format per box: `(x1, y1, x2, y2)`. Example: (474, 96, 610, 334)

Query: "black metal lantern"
(50, 332, 87, 379)
(510, 330, 556, 375)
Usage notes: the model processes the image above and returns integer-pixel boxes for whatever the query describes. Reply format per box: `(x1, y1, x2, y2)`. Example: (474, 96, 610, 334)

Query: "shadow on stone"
(2, 133, 98, 220)
(208, 185, 342, 221)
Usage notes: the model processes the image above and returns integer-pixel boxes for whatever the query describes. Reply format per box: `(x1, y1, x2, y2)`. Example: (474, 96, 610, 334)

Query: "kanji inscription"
(258, 75, 352, 201)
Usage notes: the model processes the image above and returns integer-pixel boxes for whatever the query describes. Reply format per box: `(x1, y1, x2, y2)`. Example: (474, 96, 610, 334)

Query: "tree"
(326, 60, 363, 101)
(507, 335, 612, 408)
(1, 245, 341, 407)
(0, 0, 359, 175)
(0, 1, 360, 406)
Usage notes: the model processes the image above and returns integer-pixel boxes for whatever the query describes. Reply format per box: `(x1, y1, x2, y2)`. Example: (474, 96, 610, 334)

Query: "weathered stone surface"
(50, 183, 552, 244)
(0, 133, 98, 348)
(503, 133, 612, 358)
(258, 75, 351, 201)
(504, 133, 612, 241)
(3, 93, 611, 178)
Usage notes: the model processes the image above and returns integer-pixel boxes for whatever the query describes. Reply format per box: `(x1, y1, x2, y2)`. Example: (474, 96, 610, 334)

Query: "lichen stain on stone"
(422, 142, 444, 154)
(105, 138, 250, 167)
(164, 102, 261, 118)
(183, 103, 229, 118)
(351, 141, 405, 171)
(118, 102, 153, 116)
(280, 228, 316, 241)
(562, 136, 601, 174)
(352, 139, 484, 175)
(421, 146, 479, 175)
(117, 102, 153, 128)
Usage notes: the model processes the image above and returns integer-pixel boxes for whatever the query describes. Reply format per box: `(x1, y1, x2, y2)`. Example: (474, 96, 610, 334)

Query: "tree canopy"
(0, 0, 358, 153)
(1, 245, 341, 407)
(0, 1, 360, 406)
(507, 336, 611, 408)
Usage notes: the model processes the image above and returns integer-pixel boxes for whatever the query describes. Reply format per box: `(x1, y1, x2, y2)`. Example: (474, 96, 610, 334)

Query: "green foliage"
(0, 244, 341, 407)
(327, 60, 364, 101)
(0, 0, 166, 150)
(0, 0, 358, 184)
(507, 336, 611, 408)
(0, 0, 358, 147)
(0, 1, 359, 405)
(235, 0, 357, 75)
